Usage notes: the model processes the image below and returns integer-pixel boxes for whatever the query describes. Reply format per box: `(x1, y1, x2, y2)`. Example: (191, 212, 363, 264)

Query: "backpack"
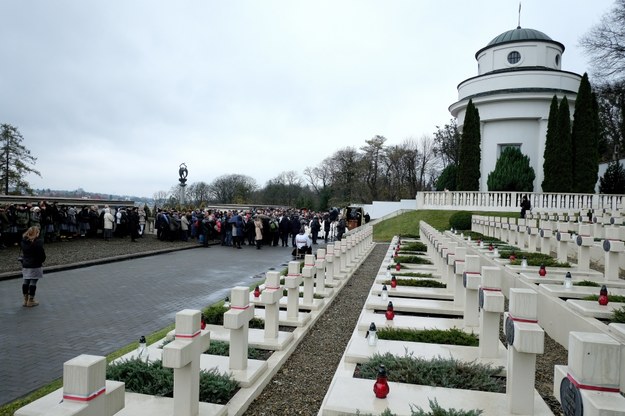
(270, 220, 278, 231)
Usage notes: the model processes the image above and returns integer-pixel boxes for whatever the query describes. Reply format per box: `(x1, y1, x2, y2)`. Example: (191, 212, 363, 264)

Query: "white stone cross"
(339, 240, 348, 275)
(284, 261, 303, 320)
(478, 266, 505, 358)
(162, 309, 210, 416)
(316, 248, 330, 287)
(556, 221, 571, 264)
(576, 223, 593, 271)
(453, 246, 466, 306)
(16, 354, 126, 416)
(260, 271, 282, 340)
(223, 287, 255, 371)
(555, 331, 625, 415)
(301, 254, 316, 305)
(325, 244, 335, 284)
(504, 289, 544, 415)
(463, 255, 481, 328)
(603, 226, 624, 281)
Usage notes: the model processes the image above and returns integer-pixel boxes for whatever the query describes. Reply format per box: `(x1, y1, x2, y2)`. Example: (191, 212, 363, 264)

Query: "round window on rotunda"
(555, 54, 560, 67)
(507, 51, 521, 65)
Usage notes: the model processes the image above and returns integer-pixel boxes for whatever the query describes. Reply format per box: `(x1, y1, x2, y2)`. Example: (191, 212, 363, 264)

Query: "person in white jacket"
(103, 208, 115, 241)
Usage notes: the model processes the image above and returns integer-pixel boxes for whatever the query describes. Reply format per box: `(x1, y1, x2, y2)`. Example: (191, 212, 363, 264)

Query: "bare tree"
(328, 147, 362, 204)
(415, 135, 440, 192)
(208, 174, 258, 204)
(187, 181, 211, 206)
(580, 0, 625, 82)
(153, 190, 168, 208)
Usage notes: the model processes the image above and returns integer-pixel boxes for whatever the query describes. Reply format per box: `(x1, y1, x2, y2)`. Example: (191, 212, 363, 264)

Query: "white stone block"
(481, 290, 505, 312)
(605, 226, 621, 241)
(507, 317, 544, 354)
(230, 287, 249, 308)
(509, 288, 538, 320)
(568, 332, 621, 388)
(464, 272, 481, 290)
(465, 255, 480, 273)
(480, 266, 502, 289)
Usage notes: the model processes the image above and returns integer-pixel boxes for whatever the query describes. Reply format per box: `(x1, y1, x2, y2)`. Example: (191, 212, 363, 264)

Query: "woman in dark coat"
(20, 226, 46, 307)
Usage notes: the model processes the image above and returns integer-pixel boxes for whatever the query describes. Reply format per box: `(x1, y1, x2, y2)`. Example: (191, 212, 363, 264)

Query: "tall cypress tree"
(542, 96, 560, 191)
(571, 73, 600, 193)
(457, 99, 481, 191)
(555, 97, 574, 192)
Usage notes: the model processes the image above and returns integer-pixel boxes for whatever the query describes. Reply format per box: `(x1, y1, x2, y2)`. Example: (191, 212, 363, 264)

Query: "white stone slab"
(370, 284, 453, 301)
(553, 365, 625, 413)
(344, 335, 507, 373)
(507, 265, 603, 279)
(566, 299, 625, 320)
(118, 393, 227, 416)
(365, 296, 463, 317)
(320, 376, 553, 416)
(357, 311, 468, 333)
(204, 324, 294, 351)
(119, 345, 268, 388)
(539, 284, 625, 299)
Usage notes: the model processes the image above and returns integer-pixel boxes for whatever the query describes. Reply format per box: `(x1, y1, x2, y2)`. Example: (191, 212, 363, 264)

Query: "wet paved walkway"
(0, 244, 296, 406)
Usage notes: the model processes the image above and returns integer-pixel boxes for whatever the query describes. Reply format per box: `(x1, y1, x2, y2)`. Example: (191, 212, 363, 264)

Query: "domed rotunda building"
(449, 26, 582, 192)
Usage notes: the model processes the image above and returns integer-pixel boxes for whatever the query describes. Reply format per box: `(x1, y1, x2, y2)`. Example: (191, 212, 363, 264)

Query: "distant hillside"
(33, 188, 153, 205)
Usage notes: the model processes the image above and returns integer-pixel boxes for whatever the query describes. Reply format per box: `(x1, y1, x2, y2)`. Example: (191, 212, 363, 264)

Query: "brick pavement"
(0, 244, 296, 406)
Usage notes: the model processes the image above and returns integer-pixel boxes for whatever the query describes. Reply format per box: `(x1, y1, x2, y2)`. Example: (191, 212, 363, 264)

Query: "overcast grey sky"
(0, 0, 612, 197)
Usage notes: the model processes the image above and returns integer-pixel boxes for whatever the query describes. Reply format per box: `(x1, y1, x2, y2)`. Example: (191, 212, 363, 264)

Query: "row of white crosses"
(16, 225, 376, 416)
(473, 213, 625, 281)
(420, 223, 548, 414)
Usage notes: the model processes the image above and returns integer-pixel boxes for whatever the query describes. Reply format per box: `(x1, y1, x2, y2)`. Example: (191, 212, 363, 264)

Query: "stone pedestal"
(325, 244, 335, 283)
(504, 289, 544, 415)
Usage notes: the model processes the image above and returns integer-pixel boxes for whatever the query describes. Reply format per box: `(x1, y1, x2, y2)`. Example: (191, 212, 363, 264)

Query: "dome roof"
(487, 27, 553, 46)
(475, 26, 565, 58)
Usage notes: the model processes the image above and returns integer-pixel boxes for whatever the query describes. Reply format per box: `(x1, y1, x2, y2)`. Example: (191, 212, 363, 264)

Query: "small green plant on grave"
(574, 280, 601, 287)
(356, 400, 483, 416)
(355, 353, 505, 393)
(394, 255, 433, 265)
(206, 340, 272, 360)
(460, 231, 503, 244)
(106, 359, 238, 404)
(249, 317, 265, 329)
(383, 278, 446, 288)
(411, 398, 484, 416)
(612, 306, 625, 323)
(281, 289, 324, 299)
(582, 294, 625, 303)
(498, 250, 570, 267)
(393, 272, 434, 278)
(402, 242, 427, 252)
(377, 328, 478, 346)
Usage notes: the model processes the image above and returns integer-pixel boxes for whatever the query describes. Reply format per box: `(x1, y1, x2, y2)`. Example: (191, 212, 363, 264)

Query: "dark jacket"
(21, 238, 46, 268)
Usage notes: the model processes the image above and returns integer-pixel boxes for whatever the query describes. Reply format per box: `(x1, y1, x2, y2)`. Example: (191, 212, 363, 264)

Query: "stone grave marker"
(162, 309, 211, 416)
(223, 287, 255, 371)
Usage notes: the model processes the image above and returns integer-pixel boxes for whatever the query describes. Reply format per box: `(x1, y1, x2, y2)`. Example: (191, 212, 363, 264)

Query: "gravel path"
(244, 244, 388, 416)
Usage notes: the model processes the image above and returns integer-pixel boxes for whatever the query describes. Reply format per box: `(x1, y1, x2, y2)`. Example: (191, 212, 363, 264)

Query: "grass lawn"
(373, 209, 517, 242)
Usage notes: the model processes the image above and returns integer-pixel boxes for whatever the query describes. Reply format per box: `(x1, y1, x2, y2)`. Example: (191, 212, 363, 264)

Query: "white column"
(223, 287, 254, 371)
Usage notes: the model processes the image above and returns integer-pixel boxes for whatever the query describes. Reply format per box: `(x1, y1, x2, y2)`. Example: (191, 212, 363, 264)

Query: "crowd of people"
(0, 202, 148, 247)
(0, 202, 371, 253)
(154, 207, 351, 253)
